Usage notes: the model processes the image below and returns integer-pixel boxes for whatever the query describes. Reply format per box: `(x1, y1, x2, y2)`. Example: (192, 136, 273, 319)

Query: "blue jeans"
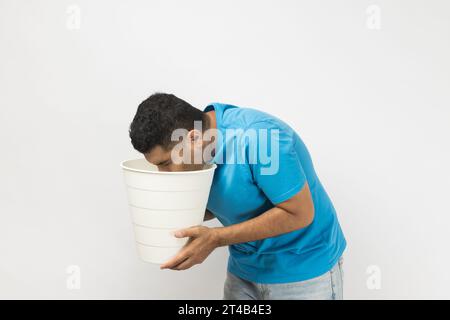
(223, 256, 344, 300)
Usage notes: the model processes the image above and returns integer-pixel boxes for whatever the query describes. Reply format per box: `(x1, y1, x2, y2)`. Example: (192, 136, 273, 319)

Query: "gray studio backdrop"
(1, 0, 449, 299)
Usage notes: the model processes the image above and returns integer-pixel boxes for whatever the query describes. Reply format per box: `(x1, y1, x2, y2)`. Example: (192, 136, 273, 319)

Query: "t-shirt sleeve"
(247, 120, 307, 205)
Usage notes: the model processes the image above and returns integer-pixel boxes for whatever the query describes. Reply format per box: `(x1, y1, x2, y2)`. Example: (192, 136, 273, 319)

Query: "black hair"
(129, 93, 208, 153)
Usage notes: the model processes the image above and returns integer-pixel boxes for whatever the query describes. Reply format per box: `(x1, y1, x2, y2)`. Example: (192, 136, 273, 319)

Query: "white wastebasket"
(121, 158, 216, 264)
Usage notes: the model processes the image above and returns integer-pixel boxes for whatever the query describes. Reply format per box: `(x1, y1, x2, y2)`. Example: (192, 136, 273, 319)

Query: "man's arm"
(160, 182, 314, 270)
(203, 209, 216, 222)
(214, 182, 314, 247)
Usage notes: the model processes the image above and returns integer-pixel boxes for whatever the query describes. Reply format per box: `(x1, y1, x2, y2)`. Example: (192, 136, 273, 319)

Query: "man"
(128, 93, 346, 300)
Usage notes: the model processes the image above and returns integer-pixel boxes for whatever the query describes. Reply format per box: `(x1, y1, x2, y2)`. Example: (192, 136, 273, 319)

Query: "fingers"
(160, 251, 189, 270)
(160, 226, 204, 270)
(174, 226, 201, 238)
(172, 258, 196, 271)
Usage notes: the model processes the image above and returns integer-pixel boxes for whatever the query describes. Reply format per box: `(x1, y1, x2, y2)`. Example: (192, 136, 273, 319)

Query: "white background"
(1, 0, 449, 299)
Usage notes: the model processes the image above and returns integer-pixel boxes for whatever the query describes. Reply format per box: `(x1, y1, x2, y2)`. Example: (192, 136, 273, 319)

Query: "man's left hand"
(160, 226, 220, 270)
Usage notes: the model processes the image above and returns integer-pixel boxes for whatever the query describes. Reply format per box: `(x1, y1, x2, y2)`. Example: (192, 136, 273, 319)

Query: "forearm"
(213, 206, 309, 247)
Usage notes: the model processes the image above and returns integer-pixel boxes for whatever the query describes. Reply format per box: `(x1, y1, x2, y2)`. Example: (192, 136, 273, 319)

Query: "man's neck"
(204, 110, 217, 131)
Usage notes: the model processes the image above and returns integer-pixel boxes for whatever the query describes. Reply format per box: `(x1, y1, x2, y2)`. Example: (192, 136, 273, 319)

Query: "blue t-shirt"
(204, 103, 347, 284)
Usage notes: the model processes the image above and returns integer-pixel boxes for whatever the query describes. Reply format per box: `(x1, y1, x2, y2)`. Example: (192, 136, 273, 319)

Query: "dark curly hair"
(129, 93, 208, 154)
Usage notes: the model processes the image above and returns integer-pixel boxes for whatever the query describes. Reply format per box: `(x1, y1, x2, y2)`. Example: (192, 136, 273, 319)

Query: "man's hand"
(160, 226, 220, 271)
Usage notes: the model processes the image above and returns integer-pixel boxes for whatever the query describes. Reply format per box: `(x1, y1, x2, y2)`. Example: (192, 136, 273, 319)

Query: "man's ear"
(187, 129, 202, 146)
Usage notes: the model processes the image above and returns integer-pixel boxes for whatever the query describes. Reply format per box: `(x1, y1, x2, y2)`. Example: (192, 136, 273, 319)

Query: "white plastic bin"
(121, 158, 216, 264)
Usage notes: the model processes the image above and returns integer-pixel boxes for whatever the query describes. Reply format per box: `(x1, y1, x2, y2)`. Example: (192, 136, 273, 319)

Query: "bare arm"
(214, 182, 314, 247)
(160, 182, 314, 270)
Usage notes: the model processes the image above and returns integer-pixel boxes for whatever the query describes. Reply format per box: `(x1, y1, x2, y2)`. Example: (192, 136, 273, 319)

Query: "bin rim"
(121, 158, 217, 175)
